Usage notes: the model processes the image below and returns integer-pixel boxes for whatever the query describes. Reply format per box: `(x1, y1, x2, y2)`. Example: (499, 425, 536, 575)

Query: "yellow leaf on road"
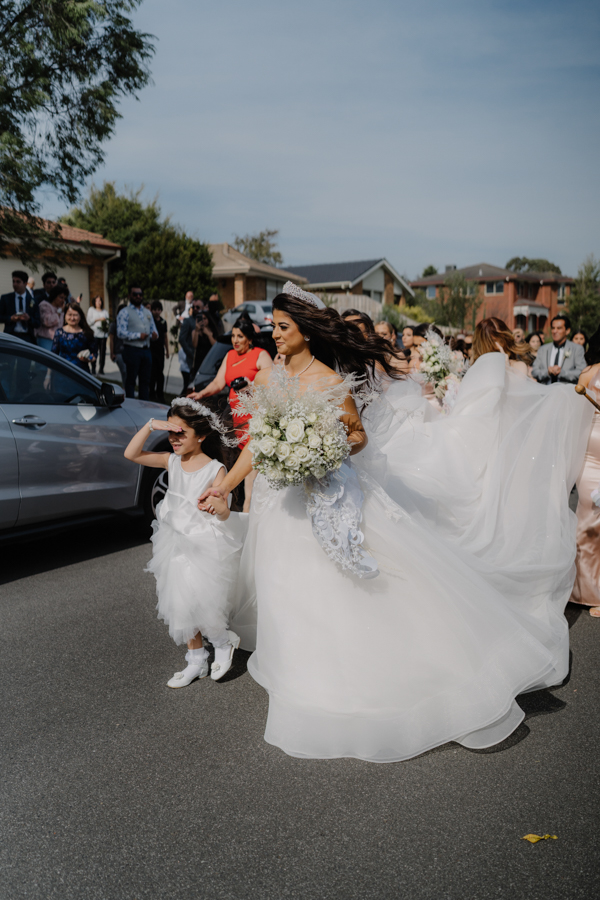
(521, 834, 558, 843)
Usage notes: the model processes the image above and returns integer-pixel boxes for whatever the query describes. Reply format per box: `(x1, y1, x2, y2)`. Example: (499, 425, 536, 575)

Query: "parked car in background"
(0, 333, 170, 540)
(221, 301, 273, 330)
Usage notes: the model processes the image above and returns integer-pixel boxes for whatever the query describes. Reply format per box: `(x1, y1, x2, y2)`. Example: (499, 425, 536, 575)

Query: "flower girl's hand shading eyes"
(150, 420, 183, 432)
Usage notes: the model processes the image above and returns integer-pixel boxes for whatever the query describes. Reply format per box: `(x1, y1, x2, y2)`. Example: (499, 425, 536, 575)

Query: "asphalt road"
(1, 520, 599, 900)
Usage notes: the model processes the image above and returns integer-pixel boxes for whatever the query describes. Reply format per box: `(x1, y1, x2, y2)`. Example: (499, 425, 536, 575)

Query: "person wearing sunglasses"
(116, 285, 158, 400)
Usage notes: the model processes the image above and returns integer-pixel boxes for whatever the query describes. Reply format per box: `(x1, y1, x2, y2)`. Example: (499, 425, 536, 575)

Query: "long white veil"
(358, 353, 593, 684)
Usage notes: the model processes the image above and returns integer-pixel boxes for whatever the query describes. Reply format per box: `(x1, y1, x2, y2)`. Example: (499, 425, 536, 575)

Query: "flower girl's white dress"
(147, 455, 247, 645)
(230, 360, 592, 763)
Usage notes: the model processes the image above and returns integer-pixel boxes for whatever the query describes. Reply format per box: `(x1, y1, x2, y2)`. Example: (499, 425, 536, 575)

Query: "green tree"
(62, 182, 215, 303)
(567, 255, 600, 336)
(0, 1, 154, 264)
(425, 272, 482, 330)
(233, 229, 283, 266)
(421, 265, 438, 278)
(505, 257, 562, 275)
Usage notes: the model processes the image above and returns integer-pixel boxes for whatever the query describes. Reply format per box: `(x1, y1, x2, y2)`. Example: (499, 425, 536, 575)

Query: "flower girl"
(124, 398, 247, 687)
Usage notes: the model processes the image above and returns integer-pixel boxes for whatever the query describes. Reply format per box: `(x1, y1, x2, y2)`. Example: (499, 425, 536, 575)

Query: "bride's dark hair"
(272, 294, 405, 386)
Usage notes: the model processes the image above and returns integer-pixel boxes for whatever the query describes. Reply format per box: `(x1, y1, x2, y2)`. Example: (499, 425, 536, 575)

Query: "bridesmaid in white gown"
(199, 290, 591, 763)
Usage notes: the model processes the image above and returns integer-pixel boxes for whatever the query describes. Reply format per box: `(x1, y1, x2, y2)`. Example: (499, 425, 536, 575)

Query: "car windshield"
(261, 303, 272, 312)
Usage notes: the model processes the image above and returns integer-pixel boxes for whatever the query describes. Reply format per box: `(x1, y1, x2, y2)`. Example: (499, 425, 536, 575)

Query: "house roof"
(286, 259, 383, 286)
(1, 212, 121, 251)
(55, 222, 121, 250)
(411, 263, 573, 287)
(285, 258, 415, 297)
(210, 243, 307, 282)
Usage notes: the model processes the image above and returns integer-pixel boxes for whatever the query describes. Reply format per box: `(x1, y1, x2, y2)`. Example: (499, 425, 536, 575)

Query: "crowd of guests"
(2, 269, 600, 618)
(0, 269, 99, 370)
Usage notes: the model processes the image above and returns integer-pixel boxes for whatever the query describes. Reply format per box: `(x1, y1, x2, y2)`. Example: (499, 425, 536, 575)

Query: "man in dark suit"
(0, 270, 40, 343)
(33, 271, 58, 308)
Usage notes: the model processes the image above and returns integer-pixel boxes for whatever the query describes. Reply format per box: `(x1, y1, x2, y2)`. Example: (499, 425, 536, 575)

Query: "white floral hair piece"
(170, 397, 239, 447)
(282, 281, 326, 309)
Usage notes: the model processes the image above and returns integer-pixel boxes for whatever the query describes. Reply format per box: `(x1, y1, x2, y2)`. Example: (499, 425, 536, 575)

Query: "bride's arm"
(198, 445, 253, 509)
(341, 394, 367, 455)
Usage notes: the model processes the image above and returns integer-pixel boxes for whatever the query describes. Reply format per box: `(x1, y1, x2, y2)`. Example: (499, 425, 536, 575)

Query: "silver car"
(221, 301, 273, 330)
(0, 333, 171, 539)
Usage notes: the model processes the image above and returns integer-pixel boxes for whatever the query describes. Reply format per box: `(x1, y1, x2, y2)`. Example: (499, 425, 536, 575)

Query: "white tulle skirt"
(147, 514, 247, 646)
(231, 473, 559, 763)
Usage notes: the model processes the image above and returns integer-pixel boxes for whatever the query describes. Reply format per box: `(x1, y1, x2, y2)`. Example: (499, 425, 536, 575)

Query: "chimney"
(445, 265, 457, 273)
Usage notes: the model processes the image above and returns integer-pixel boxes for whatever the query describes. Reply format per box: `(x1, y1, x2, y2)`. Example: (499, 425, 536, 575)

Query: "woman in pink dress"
(571, 329, 600, 616)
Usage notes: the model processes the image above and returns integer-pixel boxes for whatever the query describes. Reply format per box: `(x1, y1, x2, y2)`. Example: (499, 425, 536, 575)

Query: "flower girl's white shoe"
(167, 650, 209, 688)
(210, 631, 241, 681)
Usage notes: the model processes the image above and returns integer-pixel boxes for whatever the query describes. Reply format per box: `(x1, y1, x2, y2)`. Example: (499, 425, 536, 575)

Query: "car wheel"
(142, 467, 169, 529)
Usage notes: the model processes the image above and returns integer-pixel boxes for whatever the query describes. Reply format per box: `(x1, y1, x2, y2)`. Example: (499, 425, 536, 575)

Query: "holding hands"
(198, 486, 229, 516)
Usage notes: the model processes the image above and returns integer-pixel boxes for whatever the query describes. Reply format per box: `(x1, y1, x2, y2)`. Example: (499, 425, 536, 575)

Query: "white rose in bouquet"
(294, 445, 312, 464)
(307, 412, 318, 424)
(285, 418, 305, 443)
(286, 453, 302, 470)
(259, 436, 278, 457)
(276, 441, 291, 461)
(307, 432, 322, 449)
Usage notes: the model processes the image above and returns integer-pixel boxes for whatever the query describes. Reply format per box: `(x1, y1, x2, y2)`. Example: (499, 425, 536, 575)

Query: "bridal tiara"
(170, 397, 239, 447)
(282, 281, 326, 309)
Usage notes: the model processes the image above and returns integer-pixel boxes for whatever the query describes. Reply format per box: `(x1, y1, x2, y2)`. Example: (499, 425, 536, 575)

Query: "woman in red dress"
(190, 318, 271, 509)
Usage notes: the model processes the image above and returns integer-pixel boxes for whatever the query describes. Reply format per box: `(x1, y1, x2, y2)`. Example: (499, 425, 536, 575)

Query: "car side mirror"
(100, 381, 125, 408)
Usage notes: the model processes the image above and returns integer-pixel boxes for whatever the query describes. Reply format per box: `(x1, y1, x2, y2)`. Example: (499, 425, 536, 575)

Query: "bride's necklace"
(285, 355, 315, 378)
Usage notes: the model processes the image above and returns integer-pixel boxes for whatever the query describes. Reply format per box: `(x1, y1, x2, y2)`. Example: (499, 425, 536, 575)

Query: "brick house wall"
(246, 277, 267, 303)
(88, 259, 105, 303)
(384, 271, 394, 305)
(218, 278, 236, 309)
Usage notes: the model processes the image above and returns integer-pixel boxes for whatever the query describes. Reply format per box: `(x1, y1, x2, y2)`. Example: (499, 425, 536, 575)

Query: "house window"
(557, 283, 566, 306)
(426, 286, 436, 299)
(485, 282, 504, 295)
(372, 291, 382, 303)
(266, 280, 283, 302)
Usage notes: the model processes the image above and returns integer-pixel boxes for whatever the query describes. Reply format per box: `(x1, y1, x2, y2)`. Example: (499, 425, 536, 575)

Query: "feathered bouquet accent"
(236, 369, 352, 489)
(419, 329, 468, 400)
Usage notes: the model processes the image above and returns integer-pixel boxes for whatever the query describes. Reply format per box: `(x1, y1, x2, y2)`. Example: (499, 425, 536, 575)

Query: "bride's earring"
(304, 335, 310, 342)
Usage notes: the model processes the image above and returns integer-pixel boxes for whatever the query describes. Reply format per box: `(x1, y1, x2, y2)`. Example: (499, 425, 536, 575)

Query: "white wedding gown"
(230, 355, 592, 762)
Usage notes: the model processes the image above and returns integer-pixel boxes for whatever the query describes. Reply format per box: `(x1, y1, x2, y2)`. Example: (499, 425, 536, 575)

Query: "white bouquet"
(77, 349, 91, 361)
(237, 370, 350, 489)
(419, 329, 468, 400)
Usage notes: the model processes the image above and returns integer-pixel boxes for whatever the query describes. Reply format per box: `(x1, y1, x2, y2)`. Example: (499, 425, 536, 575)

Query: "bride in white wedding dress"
(199, 289, 592, 763)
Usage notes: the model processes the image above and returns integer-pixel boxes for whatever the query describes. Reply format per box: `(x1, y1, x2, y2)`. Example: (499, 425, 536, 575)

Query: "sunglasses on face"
(131, 291, 143, 297)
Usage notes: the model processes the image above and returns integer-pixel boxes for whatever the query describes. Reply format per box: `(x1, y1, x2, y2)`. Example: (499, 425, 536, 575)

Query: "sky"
(43, 0, 600, 279)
